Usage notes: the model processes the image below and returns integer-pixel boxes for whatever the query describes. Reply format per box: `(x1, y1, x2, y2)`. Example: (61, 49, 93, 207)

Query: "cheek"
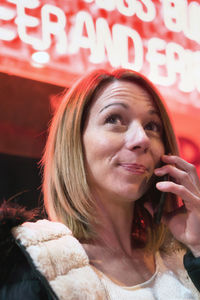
(152, 140, 165, 166)
(83, 130, 121, 161)
(82, 133, 114, 187)
(83, 132, 110, 169)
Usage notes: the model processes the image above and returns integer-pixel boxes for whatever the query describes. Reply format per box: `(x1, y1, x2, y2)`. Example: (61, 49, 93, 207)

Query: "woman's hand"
(154, 155, 200, 257)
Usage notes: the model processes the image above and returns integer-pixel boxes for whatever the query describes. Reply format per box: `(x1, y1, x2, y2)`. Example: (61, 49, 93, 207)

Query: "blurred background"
(0, 0, 199, 210)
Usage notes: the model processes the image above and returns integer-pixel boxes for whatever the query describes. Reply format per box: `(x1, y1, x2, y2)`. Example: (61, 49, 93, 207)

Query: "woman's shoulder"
(0, 202, 57, 299)
(12, 218, 73, 247)
(0, 202, 106, 299)
(11, 216, 90, 271)
(0, 201, 89, 278)
(0, 201, 77, 254)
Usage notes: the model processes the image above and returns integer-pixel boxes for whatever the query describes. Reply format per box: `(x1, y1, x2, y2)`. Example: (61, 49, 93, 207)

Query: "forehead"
(91, 80, 157, 111)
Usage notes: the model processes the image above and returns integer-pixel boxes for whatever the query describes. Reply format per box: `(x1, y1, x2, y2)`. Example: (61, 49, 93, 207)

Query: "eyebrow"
(148, 109, 160, 117)
(99, 103, 160, 117)
(99, 102, 129, 114)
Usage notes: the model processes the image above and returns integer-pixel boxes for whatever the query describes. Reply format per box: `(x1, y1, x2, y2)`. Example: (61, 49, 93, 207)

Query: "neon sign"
(0, 0, 200, 97)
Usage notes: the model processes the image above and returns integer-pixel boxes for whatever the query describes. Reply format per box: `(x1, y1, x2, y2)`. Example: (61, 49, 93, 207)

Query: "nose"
(125, 121, 150, 153)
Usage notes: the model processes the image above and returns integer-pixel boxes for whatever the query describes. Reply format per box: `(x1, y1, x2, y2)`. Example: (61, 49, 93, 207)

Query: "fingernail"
(156, 182, 165, 188)
(154, 169, 162, 174)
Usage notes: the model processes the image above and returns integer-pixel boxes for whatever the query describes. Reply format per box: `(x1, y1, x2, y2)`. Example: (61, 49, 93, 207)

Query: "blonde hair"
(42, 69, 179, 250)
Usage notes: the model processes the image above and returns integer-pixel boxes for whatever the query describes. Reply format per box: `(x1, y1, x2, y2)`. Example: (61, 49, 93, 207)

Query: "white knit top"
(95, 252, 198, 300)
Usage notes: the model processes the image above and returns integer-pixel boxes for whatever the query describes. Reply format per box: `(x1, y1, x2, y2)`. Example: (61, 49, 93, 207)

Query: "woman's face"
(83, 80, 165, 205)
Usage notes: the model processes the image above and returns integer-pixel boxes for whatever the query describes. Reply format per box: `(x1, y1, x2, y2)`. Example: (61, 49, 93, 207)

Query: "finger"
(161, 207, 187, 233)
(156, 181, 200, 209)
(162, 155, 193, 171)
(162, 205, 187, 222)
(161, 155, 200, 189)
(154, 165, 199, 194)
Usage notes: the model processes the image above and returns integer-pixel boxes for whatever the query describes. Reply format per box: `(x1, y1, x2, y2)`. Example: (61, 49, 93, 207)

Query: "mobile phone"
(153, 174, 185, 224)
(153, 174, 168, 224)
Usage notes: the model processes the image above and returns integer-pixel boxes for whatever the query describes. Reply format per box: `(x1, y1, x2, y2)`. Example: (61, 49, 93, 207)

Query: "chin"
(120, 181, 147, 198)
(115, 188, 145, 203)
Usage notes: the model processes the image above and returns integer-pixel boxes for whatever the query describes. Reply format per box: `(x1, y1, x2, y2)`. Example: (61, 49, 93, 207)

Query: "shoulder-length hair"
(42, 69, 179, 251)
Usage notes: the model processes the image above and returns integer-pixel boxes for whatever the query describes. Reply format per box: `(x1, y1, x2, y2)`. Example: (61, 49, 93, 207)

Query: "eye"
(105, 114, 123, 125)
(145, 121, 162, 133)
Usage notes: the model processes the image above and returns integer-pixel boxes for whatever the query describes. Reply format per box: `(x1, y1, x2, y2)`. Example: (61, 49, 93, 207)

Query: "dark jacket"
(0, 202, 200, 299)
(0, 202, 58, 300)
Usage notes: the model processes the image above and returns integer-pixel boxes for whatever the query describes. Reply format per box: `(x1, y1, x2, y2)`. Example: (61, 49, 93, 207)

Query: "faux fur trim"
(50, 266, 105, 300)
(12, 220, 106, 299)
(12, 219, 72, 247)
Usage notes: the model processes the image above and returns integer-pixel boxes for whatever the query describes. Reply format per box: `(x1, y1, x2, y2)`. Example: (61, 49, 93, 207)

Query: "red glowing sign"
(0, 0, 199, 93)
(0, 0, 200, 172)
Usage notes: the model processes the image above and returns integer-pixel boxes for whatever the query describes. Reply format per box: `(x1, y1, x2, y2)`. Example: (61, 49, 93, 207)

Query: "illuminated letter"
(0, 5, 16, 41)
(166, 42, 194, 93)
(147, 39, 198, 93)
(186, 2, 200, 43)
(90, 18, 118, 67)
(8, 0, 40, 8)
(41, 4, 67, 54)
(146, 37, 173, 86)
(162, 0, 187, 33)
(96, 0, 116, 11)
(116, 0, 155, 20)
(194, 51, 200, 93)
(113, 24, 143, 71)
(7, 0, 41, 48)
(69, 11, 96, 55)
(135, 0, 156, 22)
(0, 5, 15, 21)
(116, 0, 136, 16)
(166, 42, 184, 84)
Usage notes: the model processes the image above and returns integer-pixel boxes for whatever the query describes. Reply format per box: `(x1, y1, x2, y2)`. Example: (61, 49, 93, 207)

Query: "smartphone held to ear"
(153, 174, 184, 224)
(153, 175, 168, 224)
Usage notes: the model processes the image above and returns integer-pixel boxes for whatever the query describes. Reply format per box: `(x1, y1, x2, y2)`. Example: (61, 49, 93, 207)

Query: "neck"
(92, 196, 135, 257)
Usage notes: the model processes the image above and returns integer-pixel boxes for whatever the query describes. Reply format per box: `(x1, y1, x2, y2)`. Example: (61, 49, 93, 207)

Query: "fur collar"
(12, 219, 106, 300)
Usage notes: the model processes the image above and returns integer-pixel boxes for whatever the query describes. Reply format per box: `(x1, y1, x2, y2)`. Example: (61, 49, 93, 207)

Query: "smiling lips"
(120, 163, 147, 174)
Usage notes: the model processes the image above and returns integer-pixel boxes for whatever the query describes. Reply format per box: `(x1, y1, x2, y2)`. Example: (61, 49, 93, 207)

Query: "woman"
(0, 69, 200, 299)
